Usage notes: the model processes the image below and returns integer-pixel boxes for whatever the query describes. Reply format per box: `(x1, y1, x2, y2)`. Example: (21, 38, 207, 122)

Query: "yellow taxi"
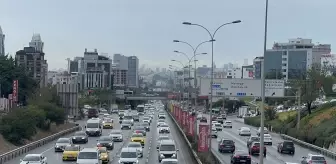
(62, 145, 80, 161)
(103, 118, 113, 129)
(96, 146, 110, 163)
(130, 133, 145, 147)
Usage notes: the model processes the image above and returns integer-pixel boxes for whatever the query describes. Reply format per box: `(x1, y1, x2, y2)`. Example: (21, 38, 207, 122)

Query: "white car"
(20, 154, 47, 164)
(257, 127, 269, 136)
(264, 134, 272, 145)
(157, 121, 165, 127)
(211, 127, 218, 138)
(162, 159, 178, 164)
(212, 123, 223, 131)
(158, 124, 170, 133)
(238, 127, 251, 136)
(127, 142, 143, 157)
(211, 121, 218, 125)
(223, 121, 233, 128)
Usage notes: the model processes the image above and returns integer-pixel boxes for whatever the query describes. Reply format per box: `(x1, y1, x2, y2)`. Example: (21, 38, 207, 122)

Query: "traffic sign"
(199, 78, 285, 97)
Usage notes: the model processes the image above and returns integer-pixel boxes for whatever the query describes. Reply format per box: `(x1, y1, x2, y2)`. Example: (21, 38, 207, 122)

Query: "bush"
(36, 102, 66, 125)
(244, 116, 261, 127)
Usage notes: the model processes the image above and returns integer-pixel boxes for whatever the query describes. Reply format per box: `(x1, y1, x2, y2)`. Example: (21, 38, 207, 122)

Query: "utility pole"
(222, 93, 225, 112)
(297, 87, 301, 130)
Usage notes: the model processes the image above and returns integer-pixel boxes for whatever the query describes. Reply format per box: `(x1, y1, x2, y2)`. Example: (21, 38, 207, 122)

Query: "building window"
(283, 51, 287, 55)
(282, 63, 287, 66)
(282, 58, 287, 61)
(282, 69, 287, 72)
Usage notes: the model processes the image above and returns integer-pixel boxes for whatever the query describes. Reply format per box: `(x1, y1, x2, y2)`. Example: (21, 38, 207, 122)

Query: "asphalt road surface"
(197, 114, 336, 164)
(6, 109, 194, 164)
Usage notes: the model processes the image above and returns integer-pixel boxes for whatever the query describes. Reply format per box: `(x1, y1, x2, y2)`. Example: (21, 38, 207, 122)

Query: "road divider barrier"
(166, 109, 203, 164)
(0, 124, 81, 164)
(280, 134, 336, 160)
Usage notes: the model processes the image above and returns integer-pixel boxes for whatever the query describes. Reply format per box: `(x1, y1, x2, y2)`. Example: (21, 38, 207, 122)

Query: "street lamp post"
(171, 60, 187, 102)
(173, 40, 211, 110)
(183, 20, 241, 151)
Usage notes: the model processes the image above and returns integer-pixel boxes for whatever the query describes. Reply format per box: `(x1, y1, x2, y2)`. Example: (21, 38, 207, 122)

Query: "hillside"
(244, 102, 336, 150)
(0, 123, 75, 154)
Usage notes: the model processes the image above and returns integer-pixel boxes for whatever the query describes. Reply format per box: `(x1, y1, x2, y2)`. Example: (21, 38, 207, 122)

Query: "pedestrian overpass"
(126, 95, 168, 100)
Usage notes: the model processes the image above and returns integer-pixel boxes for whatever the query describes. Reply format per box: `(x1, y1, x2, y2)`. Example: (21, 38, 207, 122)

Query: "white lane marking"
(41, 146, 54, 154)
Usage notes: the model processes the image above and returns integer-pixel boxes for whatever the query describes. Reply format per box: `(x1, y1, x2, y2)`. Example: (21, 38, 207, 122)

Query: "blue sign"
(237, 93, 246, 96)
(212, 84, 221, 89)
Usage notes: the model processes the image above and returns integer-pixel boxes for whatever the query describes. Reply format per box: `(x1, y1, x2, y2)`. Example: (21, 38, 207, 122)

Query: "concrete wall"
(56, 84, 78, 117)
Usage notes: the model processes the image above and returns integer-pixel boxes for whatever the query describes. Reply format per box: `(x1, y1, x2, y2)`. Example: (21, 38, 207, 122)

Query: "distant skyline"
(1, 0, 335, 70)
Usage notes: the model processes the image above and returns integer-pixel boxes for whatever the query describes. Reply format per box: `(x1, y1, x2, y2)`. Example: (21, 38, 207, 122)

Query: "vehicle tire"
(264, 153, 266, 157)
(230, 126, 232, 128)
(270, 143, 272, 146)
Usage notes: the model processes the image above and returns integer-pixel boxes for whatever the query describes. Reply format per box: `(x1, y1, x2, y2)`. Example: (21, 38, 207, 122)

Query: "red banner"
(182, 111, 187, 128)
(188, 115, 195, 136)
(198, 124, 209, 152)
(12, 80, 18, 102)
(186, 112, 189, 129)
(178, 107, 183, 125)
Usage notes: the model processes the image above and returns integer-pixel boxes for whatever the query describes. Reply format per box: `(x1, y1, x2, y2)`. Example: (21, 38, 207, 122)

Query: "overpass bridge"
(125, 92, 169, 100)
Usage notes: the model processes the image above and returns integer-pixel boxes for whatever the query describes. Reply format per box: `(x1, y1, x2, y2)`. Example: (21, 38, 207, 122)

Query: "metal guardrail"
(0, 125, 81, 164)
(280, 134, 336, 160)
(211, 148, 227, 164)
(166, 107, 203, 164)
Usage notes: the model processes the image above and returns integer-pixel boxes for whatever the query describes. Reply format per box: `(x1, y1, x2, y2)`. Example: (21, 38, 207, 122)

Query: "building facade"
(0, 26, 5, 56)
(112, 63, 127, 87)
(127, 56, 139, 88)
(242, 65, 254, 79)
(253, 56, 263, 79)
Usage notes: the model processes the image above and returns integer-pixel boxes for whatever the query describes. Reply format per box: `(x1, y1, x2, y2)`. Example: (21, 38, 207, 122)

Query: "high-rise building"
(69, 49, 113, 90)
(127, 56, 139, 88)
(15, 46, 48, 88)
(0, 26, 5, 56)
(29, 34, 44, 52)
(253, 56, 264, 79)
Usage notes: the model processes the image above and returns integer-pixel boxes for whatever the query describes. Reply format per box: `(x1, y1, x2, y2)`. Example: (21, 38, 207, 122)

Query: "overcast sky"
(1, 0, 335, 70)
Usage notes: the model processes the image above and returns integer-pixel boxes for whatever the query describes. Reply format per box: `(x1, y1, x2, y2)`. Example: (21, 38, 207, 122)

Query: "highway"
(197, 114, 336, 164)
(6, 108, 194, 164)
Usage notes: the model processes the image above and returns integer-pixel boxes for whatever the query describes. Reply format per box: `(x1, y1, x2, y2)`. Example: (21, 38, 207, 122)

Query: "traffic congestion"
(13, 100, 193, 164)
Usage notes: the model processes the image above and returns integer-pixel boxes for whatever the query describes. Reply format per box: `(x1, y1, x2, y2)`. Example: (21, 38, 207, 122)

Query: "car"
(157, 120, 166, 127)
(162, 159, 178, 164)
(76, 148, 101, 164)
(109, 130, 123, 142)
(248, 142, 266, 157)
(111, 108, 119, 114)
(134, 126, 147, 136)
(97, 136, 114, 150)
(124, 115, 134, 125)
(143, 117, 151, 124)
(133, 114, 140, 122)
(85, 119, 103, 136)
(119, 112, 125, 123)
(128, 142, 143, 157)
(20, 154, 47, 164)
(257, 127, 268, 136)
(99, 109, 109, 115)
(301, 154, 327, 164)
(130, 133, 145, 147)
(158, 140, 178, 162)
(263, 134, 272, 145)
(218, 139, 235, 153)
(96, 146, 110, 163)
(230, 150, 251, 164)
(158, 124, 170, 133)
(211, 127, 218, 138)
(223, 120, 233, 128)
(277, 141, 295, 154)
(102, 118, 113, 129)
(157, 135, 171, 149)
(118, 148, 140, 163)
(121, 120, 132, 130)
(159, 114, 166, 119)
(55, 138, 72, 152)
(216, 117, 224, 124)
(158, 112, 165, 117)
(200, 117, 207, 123)
(246, 136, 260, 148)
(62, 145, 81, 161)
(72, 131, 88, 144)
(141, 122, 150, 131)
(238, 127, 251, 136)
(213, 123, 223, 131)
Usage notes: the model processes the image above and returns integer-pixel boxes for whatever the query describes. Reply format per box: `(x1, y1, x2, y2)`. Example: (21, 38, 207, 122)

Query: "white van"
(77, 148, 102, 164)
(85, 119, 102, 136)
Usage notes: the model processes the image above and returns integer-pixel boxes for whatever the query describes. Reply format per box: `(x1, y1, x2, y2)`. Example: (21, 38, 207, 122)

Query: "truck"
(238, 106, 249, 118)
(136, 104, 145, 115)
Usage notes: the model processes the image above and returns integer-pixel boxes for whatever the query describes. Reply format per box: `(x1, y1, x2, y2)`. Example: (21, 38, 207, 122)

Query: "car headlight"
(82, 137, 85, 139)
(118, 160, 121, 163)
(136, 160, 139, 163)
(160, 154, 165, 158)
(97, 143, 100, 145)
(172, 153, 176, 157)
(72, 137, 76, 139)
(109, 143, 113, 145)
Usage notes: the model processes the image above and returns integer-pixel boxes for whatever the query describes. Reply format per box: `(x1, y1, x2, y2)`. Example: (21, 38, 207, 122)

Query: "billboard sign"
(188, 115, 195, 136)
(199, 78, 284, 97)
(182, 111, 187, 128)
(198, 124, 209, 152)
(12, 80, 18, 102)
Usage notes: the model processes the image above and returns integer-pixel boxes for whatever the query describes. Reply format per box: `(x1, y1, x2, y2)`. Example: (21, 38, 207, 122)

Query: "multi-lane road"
(197, 114, 335, 164)
(6, 109, 194, 164)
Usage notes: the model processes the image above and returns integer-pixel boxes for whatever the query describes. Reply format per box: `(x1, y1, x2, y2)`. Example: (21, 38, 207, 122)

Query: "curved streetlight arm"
(194, 40, 210, 54)
(213, 22, 232, 38)
(190, 53, 207, 61)
(189, 23, 213, 40)
(174, 51, 190, 61)
(171, 60, 186, 68)
(178, 41, 195, 54)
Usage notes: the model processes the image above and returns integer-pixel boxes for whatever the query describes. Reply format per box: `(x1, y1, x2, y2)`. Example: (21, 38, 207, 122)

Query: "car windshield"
(251, 137, 259, 141)
(162, 161, 178, 164)
(110, 131, 121, 134)
(104, 119, 113, 122)
(23, 155, 40, 161)
(160, 145, 176, 151)
(141, 123, 149, 126)
(77, 152, 98, 159)
(120, 152, 137, 158)
(124, 116, 133, 120)
(222, 140, 234, 145)
(98, 137, 111, 141)
(253, 143, 260, 146)
(134, 126, 145, 130)
(215, 124, 221, 127)
(98, 148, 107, 153)
(235, 151, 249, 156)
(158, 120, 164, 122)
(87, 123, 99, 128)
(128, 143, 141, 148)
(312, 156, 325, 160)
(65, 146, 79, 151)
(57, 138, 70, 143)
(132, 134, 143, 137)
(159, 136, 170, 141)
(160, 124, 169, 127)
(75, 131, 86, 136)
(101, 110, 108, 114)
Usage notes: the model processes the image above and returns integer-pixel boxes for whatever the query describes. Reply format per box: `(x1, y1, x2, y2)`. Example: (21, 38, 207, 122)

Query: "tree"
(289, 66, 326, 115)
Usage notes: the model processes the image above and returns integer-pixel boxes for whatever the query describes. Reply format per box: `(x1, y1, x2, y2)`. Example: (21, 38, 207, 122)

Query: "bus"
(136, 105, 145, 115)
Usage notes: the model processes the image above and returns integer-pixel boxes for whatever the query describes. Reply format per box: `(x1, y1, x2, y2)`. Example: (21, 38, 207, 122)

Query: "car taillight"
(220, 144, 225, 148)
(252, 146, 258, 149)
(308, 160, 312, 164)
(234, 155, 240, 158)
(136, 130, 141, 133)
(247, 155, 251, 158)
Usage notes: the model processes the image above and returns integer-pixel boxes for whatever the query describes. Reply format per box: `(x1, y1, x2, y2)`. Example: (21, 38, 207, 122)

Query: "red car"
(249, 142, 266, 157)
